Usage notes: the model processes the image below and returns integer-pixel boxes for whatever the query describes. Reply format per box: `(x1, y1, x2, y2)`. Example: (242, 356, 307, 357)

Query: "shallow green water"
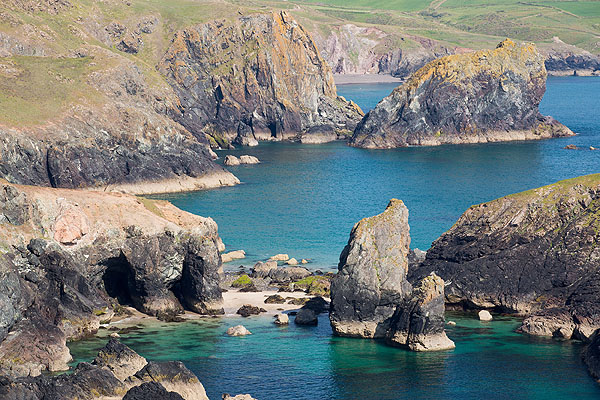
(70, 313, 600, 399)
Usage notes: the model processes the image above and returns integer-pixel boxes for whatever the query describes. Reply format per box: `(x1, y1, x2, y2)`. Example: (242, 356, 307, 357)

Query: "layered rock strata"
(159, 11, 363, 147)
(351, 39, 573, 149)
(411, 174, 600, 340)
(330, 199, 412, 338)
(0, 181, 223, 377)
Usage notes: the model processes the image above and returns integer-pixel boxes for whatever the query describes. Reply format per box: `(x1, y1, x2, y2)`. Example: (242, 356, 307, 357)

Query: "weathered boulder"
(127, 361, 209, 400)
(269, 254, 289, 262)
(330, 199, 412, 338)
(411, 174, 600, 339)
(236, 304, 266, 317)
(222, 249, 246, 263)
(387, 273, 455, 351)
(92, 337, 147, 381)
(251, 260, 278, 278)
(268, 267, 311, 283)
(478, 310, 493, 322)
(295, 308, 318, 325)
(274, 313, 289, 325)
(159, 11, 362, 146)
(264, 294, 286, 304)
(224, 156, 241, 166)
(123, 382, 185, 400)
(351, 39, 573, 148)
(239, 155, 260, 164)
(226, 325, 252, 336)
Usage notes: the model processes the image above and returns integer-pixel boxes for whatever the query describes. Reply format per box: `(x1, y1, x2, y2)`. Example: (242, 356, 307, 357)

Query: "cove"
(153, 76, 600, 271)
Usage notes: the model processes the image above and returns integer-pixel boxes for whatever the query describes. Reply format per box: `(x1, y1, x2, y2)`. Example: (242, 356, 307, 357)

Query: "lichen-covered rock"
(351, 39, 573, 149)
(411, 174, 600, 339)
(330, 199, 412, 338)
(159, 11, 363, 146)
(387, 273, 455, 351)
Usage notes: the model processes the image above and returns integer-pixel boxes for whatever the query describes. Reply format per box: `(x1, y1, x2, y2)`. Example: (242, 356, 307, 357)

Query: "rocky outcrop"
(158, 11, 363, 147)
(0, 338, 209, 400)
(386, 273, 454, 351)
(330, 199, 412, 338)
(540, 37, 600, 76)
(351, 39, 573, 149)
(583, 329, 600, 381)
(411, 174, 600, 340)
(0, 181, 224, 377)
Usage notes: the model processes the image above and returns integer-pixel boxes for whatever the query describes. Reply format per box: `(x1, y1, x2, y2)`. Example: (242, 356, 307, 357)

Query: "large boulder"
(93, 337, 147, 381)
(330, 199, 412, 338)
(159, 11, 362, 146)
(411, 174, 600, 339)
(351, 39, 573, 148)
(386, 273, 455, 351)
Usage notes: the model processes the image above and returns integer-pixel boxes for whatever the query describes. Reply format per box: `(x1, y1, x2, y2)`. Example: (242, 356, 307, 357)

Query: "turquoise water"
(155, 76, 600, 271)
(69, 314, 600, 399)
(69, 77, 600, 399)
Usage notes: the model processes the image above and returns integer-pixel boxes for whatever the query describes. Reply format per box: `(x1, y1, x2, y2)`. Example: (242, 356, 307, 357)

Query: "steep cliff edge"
(158, 11, 363, 146)
(351, 39, 573, 149)
(411, 174, 600, 340)
(0, 181, 224, 377)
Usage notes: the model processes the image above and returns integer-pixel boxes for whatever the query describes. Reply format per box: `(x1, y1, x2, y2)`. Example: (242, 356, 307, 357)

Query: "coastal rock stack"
(351, 39, 573, 148)
(411, 174, 600, 340)
(387, 273, 455, 351)
(159, 11, 363, 147)
(330, 199, 412, 338)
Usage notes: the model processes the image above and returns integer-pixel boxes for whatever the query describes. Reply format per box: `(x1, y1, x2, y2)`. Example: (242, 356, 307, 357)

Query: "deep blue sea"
(155, 76, 600, 272)
(68, 77, 600, 400)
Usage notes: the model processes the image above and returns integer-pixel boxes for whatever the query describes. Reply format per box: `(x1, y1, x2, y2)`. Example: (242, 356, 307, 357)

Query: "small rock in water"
(301, 259, 309, 264)
(110, 332, 121, 338)
(239, 155, 260, 164)
(226, 325, 252, 336)
(295, 308, 318, 325)
(269, 253, 289, 262)
(224, 155, 241, 166)
(236, 304, 267, 317)
(563, 144, 578, 150)
(222, 250, 246, 263)
(223, 394, 257, 400)
(274, 314, 289, 325)
(447, 321, 456, 326)
(286, 258, 298, 265)
(478, 310, 493, 321)
(590, 146, 597, 150)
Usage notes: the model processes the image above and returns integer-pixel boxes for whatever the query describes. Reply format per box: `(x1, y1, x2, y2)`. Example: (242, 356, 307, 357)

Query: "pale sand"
(334, 73, 403, 85)
(95, 169, 240, 196)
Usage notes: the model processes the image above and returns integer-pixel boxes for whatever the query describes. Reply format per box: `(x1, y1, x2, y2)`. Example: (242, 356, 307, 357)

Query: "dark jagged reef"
(351, 39, 573, 149)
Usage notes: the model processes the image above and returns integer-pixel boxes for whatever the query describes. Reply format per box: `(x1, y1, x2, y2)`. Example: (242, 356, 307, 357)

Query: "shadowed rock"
(123, 382, 185, 400)
(93, 337, 147, 381)
(330, 199, 412, 338)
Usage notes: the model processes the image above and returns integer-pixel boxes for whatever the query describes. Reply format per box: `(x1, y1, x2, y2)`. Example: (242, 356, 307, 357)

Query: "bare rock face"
(330, 199, 412, 338)
(411, 174, 600, 340)
(159, 11, 363, 146)
(351, 39, 573, 149)
(387, 273, 455, 351)
(583, 329, 600, 381)
(0, 182, 224, 377)
(123, 382, 185, 400)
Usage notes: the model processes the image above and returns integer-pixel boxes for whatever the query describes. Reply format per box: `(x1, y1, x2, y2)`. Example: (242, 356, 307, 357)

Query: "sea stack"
(411, 174, 600, 340)
(159, 11, 363, 146)
(351, 39, 573, 148)
(387, 273, 455, 351)
(329, 199, 412, 338)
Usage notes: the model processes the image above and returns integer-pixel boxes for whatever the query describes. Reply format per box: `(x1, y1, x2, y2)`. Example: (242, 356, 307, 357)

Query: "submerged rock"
(387, 273, 455, 351)
(159, 11, 362, 146)
(330, 199, 412, 338)
(351, 39, 573, 149)
(411, 174, 600, 339)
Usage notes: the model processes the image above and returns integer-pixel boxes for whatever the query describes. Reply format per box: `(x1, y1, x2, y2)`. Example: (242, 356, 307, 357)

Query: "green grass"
(231, 274, 253, 288)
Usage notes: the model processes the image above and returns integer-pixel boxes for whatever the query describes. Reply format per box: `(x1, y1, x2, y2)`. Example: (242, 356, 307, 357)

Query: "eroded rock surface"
(411, 174, 600, 340)
(351, 39, 573, 148)
(159, 11, 363, 147)
(330, 199, 412, 338)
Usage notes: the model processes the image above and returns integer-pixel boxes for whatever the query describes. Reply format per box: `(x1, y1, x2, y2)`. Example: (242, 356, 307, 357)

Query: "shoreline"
(334, 73, 404, 85)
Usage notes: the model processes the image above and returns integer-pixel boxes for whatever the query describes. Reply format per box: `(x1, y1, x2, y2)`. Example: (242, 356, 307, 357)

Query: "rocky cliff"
(411, 174, 600, 340)
(330, 199, 412, 338)
(0, 181, 224, 377)
(158, 11, 363, 147)
(351, 39, 574, 148)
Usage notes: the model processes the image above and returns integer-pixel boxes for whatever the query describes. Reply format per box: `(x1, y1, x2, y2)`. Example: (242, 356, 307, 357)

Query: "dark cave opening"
(102, 255, 134, 307)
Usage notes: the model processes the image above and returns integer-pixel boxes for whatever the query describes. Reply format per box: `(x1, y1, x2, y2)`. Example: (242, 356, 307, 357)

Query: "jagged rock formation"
(540, 37, 600, 77)
(0, 181, 223, 377)
(411, 174, 600, 340)
(351, 39, 573, 148)
(158, 11, 363, 147)
(386, 273, 454, 351)
(0, 338, 209, 400)
(0, 56, 238, 194)
(583, 329, 600, 381)
(330, 199, 412, 338)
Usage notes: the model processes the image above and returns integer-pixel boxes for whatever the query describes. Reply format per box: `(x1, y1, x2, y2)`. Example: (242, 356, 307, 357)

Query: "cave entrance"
(102, 255, 134, 306)
(268, 122, 278, 138)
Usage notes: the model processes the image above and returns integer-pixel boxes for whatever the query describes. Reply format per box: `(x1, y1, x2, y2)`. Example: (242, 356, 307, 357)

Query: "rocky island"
(351, 39, 574, 148)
